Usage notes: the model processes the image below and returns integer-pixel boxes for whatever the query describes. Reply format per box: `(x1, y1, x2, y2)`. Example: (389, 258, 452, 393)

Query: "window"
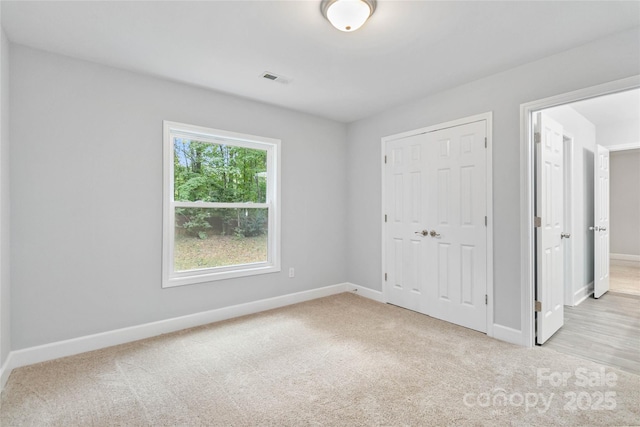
(163, 121, 280, 288)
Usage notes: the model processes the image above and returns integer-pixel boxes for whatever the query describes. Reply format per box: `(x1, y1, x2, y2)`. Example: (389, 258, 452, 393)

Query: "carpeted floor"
(1, 293, 639, 426)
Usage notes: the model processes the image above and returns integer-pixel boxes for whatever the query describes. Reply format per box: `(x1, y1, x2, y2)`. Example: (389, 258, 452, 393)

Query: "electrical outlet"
(288, 267, 295, 278)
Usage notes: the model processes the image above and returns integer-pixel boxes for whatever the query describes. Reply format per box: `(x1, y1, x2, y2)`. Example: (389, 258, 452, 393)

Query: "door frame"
(381, 111, 494, 338)
(562, 134, 574, 307)
(607, 144, 640, 265)
(520, 75, 640, 347)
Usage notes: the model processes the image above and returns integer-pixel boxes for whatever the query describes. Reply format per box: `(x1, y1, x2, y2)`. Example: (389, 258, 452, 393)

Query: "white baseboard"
(0, 352, 14, 391)
(610, 253, 640, 262)
(492, 324, 524, 346)
(1, 283, 351, 391)
(348, 283, 524, 348)
(0, 282, 529, 391)
(573, 282, 594, 306)
(344, 282, 385, 302)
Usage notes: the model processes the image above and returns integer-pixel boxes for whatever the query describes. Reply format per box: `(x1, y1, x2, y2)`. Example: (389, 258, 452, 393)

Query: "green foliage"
(176, 176, 210, 202)
(176, 208, 212, 239)
(234, 209, 267, 238)
(174, 139, 267, 203)
(173, 139, 269, 239)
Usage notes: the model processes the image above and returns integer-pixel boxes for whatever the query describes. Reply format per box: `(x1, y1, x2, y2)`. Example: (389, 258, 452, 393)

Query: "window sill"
(162, 263, 281, 288)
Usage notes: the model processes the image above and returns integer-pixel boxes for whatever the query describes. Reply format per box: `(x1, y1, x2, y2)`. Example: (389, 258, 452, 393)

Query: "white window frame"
(162, 121, 281, 288)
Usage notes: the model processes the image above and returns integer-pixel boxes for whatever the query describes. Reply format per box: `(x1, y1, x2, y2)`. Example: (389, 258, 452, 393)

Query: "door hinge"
(534, 132, 541, 144)
(535, 301, 542, 312)
(485, 294, 488, 305)
(384, 273, 388, 281)
(485, 216, 487, 227)
(384, 155, 387, 164)
(484, 137, 487, 148)
(534, 216, 542, 227)
(385, 214, 388, 223)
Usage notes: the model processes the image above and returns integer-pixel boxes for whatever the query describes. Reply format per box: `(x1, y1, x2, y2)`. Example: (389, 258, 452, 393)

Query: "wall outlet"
(288, 267, 295, 278)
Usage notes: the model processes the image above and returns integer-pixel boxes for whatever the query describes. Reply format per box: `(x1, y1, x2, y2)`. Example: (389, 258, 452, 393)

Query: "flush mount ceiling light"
(320, 0, 376, 32)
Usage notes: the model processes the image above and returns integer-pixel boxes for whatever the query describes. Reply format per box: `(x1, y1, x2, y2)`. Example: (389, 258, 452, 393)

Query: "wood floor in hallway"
(544, 291, 640, 375)
(610, 259, 640, 296)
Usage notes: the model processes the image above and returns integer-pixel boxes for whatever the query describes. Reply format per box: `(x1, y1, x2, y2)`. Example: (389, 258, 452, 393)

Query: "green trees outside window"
(163, 121, 280, 287)
(174, 139, 268, 239)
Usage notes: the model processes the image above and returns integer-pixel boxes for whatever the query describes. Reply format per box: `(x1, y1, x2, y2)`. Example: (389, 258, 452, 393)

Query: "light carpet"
(1, 293, 639, 426)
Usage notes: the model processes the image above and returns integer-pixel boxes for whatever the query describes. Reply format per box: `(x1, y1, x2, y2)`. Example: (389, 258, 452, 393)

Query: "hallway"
(610, 260, 640, 296)
(544, 291, 640, 375)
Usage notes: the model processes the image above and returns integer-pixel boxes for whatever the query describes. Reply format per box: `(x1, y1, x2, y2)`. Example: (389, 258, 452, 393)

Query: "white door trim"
(381, 112, 494, 338)
(563, 135, 574, 307)
(520, 75, 640, 347)
(607, 142, 640, 152)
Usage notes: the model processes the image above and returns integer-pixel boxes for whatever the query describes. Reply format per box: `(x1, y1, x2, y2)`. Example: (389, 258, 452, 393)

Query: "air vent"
(260, 71, 291, 84)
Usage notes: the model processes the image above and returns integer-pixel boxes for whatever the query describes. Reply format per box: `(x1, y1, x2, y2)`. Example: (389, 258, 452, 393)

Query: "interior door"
(425, 121, 487, 332)
(535, 112, 565, 345)
(385, 133, 429, 313)
(385, 120, 487, 333)
(594, 144, 610, 298)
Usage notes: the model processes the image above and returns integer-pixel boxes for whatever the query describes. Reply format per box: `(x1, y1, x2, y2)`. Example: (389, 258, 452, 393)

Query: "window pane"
(174, 207, 268, 271)
(173, 138, 267, 203)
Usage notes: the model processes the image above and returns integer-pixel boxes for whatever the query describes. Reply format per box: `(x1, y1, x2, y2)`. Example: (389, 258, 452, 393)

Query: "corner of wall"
(491, 324, 525, 346)
(0, 20, 12, 381)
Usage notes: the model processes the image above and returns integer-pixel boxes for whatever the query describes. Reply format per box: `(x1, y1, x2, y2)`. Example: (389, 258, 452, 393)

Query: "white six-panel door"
(535, 113, 565, 345)
(385, 120, 487, 333)
(425, 121, 487, 331)
(385, 133, 430, 313)
(594, 144, 610, 298)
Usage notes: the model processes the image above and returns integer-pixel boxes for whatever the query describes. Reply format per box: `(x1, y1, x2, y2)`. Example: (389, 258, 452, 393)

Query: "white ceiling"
(2, 1, 640, 123)
(570, 88, 640, 128)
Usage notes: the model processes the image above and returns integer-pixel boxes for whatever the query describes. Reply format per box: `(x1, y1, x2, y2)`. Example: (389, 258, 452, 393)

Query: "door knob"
(589, 226, 598, 231)
(561, 232, 571, 239)
(415, 230, 429, 237)
(430, 230, 441, 238)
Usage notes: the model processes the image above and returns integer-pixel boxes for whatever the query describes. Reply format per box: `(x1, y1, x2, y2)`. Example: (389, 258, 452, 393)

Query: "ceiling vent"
(261, 71, 291, 84)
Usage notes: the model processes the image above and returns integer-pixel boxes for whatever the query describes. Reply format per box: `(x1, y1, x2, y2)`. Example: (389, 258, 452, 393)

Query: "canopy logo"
(462, 367, 618, 413)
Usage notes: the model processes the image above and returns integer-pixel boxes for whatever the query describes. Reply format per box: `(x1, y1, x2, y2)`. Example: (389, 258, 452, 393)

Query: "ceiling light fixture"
(320, 0, 376, 32)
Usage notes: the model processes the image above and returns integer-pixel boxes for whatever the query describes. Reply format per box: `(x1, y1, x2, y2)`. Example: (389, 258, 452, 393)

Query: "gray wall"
(544, 106, 595, 305)
(345, 28, 640, 331)
(6, 27, 640, 351)
(10, 45, 348, 350)
(610, 149, 640, 256)
(0, 24, 10, 365)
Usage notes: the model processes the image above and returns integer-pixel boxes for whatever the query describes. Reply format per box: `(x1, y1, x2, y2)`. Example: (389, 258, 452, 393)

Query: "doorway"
(546, 140, 639, 374)
(520, 75, 640, 348)
(381, 113, 494, 335)
(608, 148, 640, 296)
